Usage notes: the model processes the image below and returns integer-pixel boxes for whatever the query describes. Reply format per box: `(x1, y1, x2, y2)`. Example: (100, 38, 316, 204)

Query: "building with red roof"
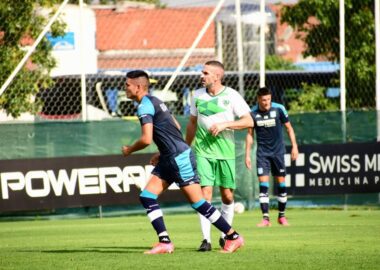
(95, 6, 215, 70)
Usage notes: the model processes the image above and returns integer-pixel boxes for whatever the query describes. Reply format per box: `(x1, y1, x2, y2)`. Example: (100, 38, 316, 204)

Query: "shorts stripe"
(174, 148, 195, 180)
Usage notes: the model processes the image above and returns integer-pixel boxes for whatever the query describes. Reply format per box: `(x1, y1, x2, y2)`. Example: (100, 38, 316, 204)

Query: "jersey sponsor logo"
(257, 119, 276, 127)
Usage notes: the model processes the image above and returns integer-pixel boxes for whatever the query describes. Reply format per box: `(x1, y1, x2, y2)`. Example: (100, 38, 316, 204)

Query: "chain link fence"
(0, 0, 377, 121)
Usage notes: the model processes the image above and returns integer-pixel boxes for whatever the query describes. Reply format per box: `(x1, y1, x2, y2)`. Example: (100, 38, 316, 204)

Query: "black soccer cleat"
(198, 239, 212, 252)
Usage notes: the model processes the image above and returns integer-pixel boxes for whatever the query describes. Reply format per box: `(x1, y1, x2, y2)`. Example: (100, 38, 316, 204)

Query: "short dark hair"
(205, 60, 225, 70)
(257, 87, 272, 97)
(126, 70, 150, 81)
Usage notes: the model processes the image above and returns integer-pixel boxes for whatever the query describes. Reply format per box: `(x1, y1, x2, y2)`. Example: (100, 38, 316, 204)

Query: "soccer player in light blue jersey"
(122, 70, 244, 254)
(245, 87, 298, 227)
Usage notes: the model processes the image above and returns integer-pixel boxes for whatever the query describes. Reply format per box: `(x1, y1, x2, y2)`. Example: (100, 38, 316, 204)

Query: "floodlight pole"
(259, 0, 266, 87)
(162, 0, 226, 95)
(79, 0, 88, 121)
(216, 21, 223, 62)
(339, 0, 347, 143)
(0, 0, 70, 97)
(375, 0, 380, 141)
(235, 0, 245, 96)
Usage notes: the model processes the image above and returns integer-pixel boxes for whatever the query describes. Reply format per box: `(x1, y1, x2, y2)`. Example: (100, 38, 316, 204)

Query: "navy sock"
(140, 190, 168, 239)
(191, 199, 232, 234)
(277, 184, 287, 217)
(259, 183, 270, 219)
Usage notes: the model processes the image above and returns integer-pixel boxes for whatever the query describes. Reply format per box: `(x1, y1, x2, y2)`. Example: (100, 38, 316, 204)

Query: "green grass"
(0, 209, 380, 270)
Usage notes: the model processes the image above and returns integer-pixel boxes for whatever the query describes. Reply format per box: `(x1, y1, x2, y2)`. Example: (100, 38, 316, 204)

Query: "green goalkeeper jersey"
(190, 86, 250, 159)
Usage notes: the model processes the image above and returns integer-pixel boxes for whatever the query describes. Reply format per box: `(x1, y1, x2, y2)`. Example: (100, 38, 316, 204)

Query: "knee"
(201, 188, 213, 201)
(221, 191, 234, 204)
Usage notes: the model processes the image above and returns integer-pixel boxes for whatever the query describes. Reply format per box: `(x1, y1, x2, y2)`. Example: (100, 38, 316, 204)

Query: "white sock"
(198, 212, 211, 243)
(220, 201, 234, 238)
(158, 231, 168, 237)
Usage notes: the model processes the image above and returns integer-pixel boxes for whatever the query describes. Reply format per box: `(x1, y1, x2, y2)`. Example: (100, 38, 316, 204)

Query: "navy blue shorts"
(152, 148, 199, 187)
(256, 154, 286, 177)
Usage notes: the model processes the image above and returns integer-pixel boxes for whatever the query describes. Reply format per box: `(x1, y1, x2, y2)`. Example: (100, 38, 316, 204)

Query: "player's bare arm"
(284, 122, 298, 161)
(172, 115, 181, 130)
(209, 113, 253, 136)
(245, 128, 254, 169)
(122, 123, 153, 156)
(185, 115, 198, 145)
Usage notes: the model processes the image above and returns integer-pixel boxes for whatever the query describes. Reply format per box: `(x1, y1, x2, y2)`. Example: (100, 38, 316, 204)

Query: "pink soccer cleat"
(278, 217, 290, 226)
(256, 219, 272, 227)
(144, 242, 174, 254)
(221, 236, 244, 253)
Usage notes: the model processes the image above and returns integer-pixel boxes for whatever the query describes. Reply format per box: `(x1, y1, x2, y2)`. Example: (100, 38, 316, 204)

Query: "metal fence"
(0, 0, 378, 122)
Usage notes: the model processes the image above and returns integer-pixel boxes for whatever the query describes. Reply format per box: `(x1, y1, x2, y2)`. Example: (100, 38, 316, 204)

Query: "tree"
(281, 0, 376, 109)
(287, 83, 339, 113)
(0, 0, 66, 117)
(265, 55, 301, 70)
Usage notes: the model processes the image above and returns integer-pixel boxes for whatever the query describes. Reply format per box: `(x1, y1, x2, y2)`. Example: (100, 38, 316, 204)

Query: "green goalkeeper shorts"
(196, 156, 236, 189)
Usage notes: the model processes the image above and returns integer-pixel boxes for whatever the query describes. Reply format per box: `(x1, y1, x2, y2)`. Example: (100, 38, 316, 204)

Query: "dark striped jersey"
(251, 102, 289, 157)
(137, 95, 189, 157)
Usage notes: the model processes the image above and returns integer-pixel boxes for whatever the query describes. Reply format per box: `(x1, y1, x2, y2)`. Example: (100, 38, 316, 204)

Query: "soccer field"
(0, 209, 379, 270)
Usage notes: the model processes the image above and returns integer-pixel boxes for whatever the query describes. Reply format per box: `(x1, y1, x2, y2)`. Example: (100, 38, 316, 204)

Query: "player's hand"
(291, 146, 299, 161)
(245, 157, 252, 170)
(209, 123, 226, 136)
(150, 153, 160, 166)
(122, 145, 131, 157)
